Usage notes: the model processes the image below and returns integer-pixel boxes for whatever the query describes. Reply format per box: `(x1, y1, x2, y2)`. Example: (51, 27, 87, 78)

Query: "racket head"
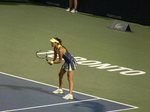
(36, 50, 48, 60)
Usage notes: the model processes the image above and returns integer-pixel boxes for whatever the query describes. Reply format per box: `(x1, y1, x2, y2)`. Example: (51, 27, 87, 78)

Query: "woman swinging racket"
(48, 37, 77, 100)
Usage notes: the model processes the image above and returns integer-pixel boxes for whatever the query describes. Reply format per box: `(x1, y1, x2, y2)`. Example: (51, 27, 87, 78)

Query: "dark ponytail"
(54, 37, 69, 53)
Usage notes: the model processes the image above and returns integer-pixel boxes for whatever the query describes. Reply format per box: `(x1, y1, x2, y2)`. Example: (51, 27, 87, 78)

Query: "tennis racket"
(36, 50, 52, 65)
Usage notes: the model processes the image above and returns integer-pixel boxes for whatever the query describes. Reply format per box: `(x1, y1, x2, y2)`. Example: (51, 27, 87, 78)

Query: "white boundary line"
(0, 72, 139, 112)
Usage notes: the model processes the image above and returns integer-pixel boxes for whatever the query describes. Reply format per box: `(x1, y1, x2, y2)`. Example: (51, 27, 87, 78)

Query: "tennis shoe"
(71, 9, 77, 13)
(53, 89, 63, 94)
(66, 8, 71, 12)
(63, 94, 73, 100)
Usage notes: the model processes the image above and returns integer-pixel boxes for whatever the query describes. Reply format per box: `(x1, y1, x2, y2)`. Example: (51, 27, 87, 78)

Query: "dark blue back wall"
(44, 0, 150, 26)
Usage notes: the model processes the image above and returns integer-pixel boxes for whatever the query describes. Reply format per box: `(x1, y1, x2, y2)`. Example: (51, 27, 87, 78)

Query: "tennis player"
(48, 37, 77, 100)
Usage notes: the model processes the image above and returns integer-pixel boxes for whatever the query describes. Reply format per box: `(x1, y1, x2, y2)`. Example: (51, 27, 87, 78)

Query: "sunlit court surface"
(0, 2, 150, 112)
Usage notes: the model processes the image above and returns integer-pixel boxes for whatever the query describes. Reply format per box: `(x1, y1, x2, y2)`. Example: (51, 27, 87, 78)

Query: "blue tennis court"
(0, 72, 138, 112)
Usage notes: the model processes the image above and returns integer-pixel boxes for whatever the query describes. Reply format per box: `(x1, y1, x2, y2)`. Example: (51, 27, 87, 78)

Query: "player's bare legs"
(67, 0, 78, 13)
(73, 0, 78, 10)
(67, 71, 74, 94)
(58, 68, 66, 89)
(54, 68, 75, 99)
(69, 0, 73, 9)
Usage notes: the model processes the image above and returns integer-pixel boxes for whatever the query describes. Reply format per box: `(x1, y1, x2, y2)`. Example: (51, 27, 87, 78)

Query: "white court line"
(0, 99, 99, 112)
(0, 72, 139, 112)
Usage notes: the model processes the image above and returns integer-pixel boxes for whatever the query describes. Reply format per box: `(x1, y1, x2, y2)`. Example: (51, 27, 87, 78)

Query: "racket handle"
(46, 59, 52, 65)
(49, 63, 52, 65)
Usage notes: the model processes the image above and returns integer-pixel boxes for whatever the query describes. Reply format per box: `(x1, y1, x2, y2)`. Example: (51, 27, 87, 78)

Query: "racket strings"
(36, 52, 47, 59)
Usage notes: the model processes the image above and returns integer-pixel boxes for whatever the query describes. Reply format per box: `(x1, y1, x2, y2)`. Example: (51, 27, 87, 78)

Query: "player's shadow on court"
(69, 99, 106, 112)
(0, 84, 54, 95)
